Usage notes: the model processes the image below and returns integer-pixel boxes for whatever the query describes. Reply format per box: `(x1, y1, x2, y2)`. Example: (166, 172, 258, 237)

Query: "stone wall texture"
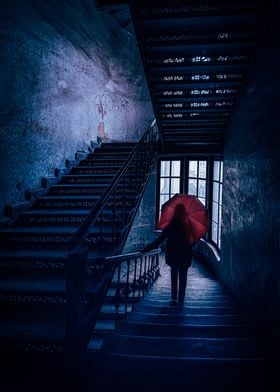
(219, 4, 280, 336)
(0, 0, 154, 216)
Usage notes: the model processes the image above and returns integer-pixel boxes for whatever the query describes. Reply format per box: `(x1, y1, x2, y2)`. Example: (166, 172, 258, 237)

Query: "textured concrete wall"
(123, 162, 159, 254)
(0, 0, 154, 216)
(219, 4, 280, 336)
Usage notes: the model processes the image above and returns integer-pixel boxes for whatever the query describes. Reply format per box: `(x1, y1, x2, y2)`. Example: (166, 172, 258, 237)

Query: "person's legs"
(170, 266, 178, 300)
(178, 265, 189, 304)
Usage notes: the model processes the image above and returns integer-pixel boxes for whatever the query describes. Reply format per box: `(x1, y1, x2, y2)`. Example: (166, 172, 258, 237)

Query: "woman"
(142, 203, 193, 305)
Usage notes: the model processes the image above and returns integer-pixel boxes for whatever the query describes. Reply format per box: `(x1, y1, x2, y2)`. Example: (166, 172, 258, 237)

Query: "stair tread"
(100, 335, 274, 359)
(140, 299, 238, 307)
(0, 226, 77, 233)
(94, 151, 130, 154)
(73, 165, 123, 169)
(63, 173, 115, 177)
(0, 225, 123, 234)
(135, 304, 247, 315)
(127, 312, 254, 325)
(20, 208, 125, 216)
(37, 194, 134, 200)
(51, 184, 120, 188)
(117, 320, 267, 338)
(0, 307, 65, 341)
(82, 352, 277, 390)
(0, 249, 68, 258)
(0, 277, 66, 293)
(21, 209, 91, 216)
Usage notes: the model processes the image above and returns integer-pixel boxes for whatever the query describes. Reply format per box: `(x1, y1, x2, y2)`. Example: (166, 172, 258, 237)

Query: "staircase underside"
(129, 0, 271, 153)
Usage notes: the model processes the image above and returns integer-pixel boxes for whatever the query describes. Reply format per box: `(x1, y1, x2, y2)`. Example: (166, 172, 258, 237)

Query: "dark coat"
(143, 218, 193, 268)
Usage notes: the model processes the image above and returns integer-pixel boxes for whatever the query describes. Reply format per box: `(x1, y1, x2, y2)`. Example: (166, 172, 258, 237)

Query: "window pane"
(198, 179, 206, 197)
(220, 161, 223, 182)
(212, 202, 219, 223)
(171, 161, 181, 176)
(160, 161, 170, 177)
(219, 205, 222, 226)
(199, 197, 206, 206)
(213, 182, 219, 202)
(188, 179, 197, 195)
(212, 222, 218, 243)
(171, 178, 180, 194)
(160, 177, 170, 194)
(199, 161, 207, 178)
(214, 161, 220, 181)
(160, 194, 169, 209)
(219, 186, 223, 205)
(189, 161, 197, 177)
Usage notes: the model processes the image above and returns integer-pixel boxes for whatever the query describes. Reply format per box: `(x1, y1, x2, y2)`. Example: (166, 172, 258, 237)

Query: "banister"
(65, 119, 160, 357)
(68, 118, 157, 253)
(89, 247, 161, 266)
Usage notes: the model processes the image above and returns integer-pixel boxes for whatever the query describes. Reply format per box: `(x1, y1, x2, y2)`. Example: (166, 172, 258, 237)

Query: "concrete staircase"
(83, 257, 278, 391)
(0, 142, 144, 352)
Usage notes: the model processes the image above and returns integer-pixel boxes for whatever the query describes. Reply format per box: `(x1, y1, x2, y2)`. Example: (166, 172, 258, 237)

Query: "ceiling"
(98, 0, 272, 154)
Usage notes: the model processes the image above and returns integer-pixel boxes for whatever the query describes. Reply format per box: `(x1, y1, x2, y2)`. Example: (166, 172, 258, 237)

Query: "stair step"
(80, 159, 127, 166)
(61, 174, 115, 184)
(70, 166, 123, 174)
(0, 225, 76, 243)
(100, 335, 274, 359)
(0, 305, 65, 349)
(0, 275, 66, 294)
(148, 291, 234, 300)
(117, 321, 266, 338)
(49, 184, 138, 195)
(127, 312, 254, 325)
(98, 142, 136, 149)
(140, 298, 238, 307)
(135, 304, 247, 315)
(17, 209, 89, 226)
(0, 225, 125, 249)
(34, 195, 136, 209)
(16, 208, 129, 226)
(83, 351, 277, 390)
(61, 174, 142, 184)
(88, 152, 131, 159)
(0, 249, 67, 270)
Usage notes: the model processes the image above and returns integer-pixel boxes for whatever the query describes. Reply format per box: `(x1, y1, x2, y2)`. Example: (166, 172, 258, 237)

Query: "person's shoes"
(170, 299, 177, 306)
(178, 298, 184, 306)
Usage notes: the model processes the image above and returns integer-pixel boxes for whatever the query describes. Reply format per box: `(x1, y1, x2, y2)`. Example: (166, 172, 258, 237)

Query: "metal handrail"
(68, 118, 157, 253)
(90, 247, 161, 338)
(99, 247, 160, 266)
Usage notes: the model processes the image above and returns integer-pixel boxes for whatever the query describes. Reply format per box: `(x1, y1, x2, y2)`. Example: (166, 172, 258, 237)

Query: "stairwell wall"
(219, 3, 280, 336)
(122, 161, 159, 253)
(0, 0, 154, 217)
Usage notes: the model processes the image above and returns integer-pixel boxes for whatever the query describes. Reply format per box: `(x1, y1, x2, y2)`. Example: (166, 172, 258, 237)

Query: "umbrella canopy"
(158, 193, 208, 244)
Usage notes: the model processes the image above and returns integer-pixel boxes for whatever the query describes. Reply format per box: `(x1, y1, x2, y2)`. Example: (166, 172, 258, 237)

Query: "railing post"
(65, 248, 88, 379)
(124, 259, 130, 319)
(132, 257, 137, 311)
(114, 263, 122, 334)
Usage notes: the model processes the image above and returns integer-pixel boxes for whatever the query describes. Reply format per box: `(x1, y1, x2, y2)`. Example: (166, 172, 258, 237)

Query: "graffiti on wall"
(94, 92, 130, 142)
(95, 96, 109, 142)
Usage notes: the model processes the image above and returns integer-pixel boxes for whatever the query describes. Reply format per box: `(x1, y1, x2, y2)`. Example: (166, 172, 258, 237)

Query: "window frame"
(211, 160, 223, 249)
(157, 158, 183, 221)
(156, 155, 223, 251)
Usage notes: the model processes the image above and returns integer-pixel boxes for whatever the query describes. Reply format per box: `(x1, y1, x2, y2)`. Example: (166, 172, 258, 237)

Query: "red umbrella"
(158, 193, 208, 244)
